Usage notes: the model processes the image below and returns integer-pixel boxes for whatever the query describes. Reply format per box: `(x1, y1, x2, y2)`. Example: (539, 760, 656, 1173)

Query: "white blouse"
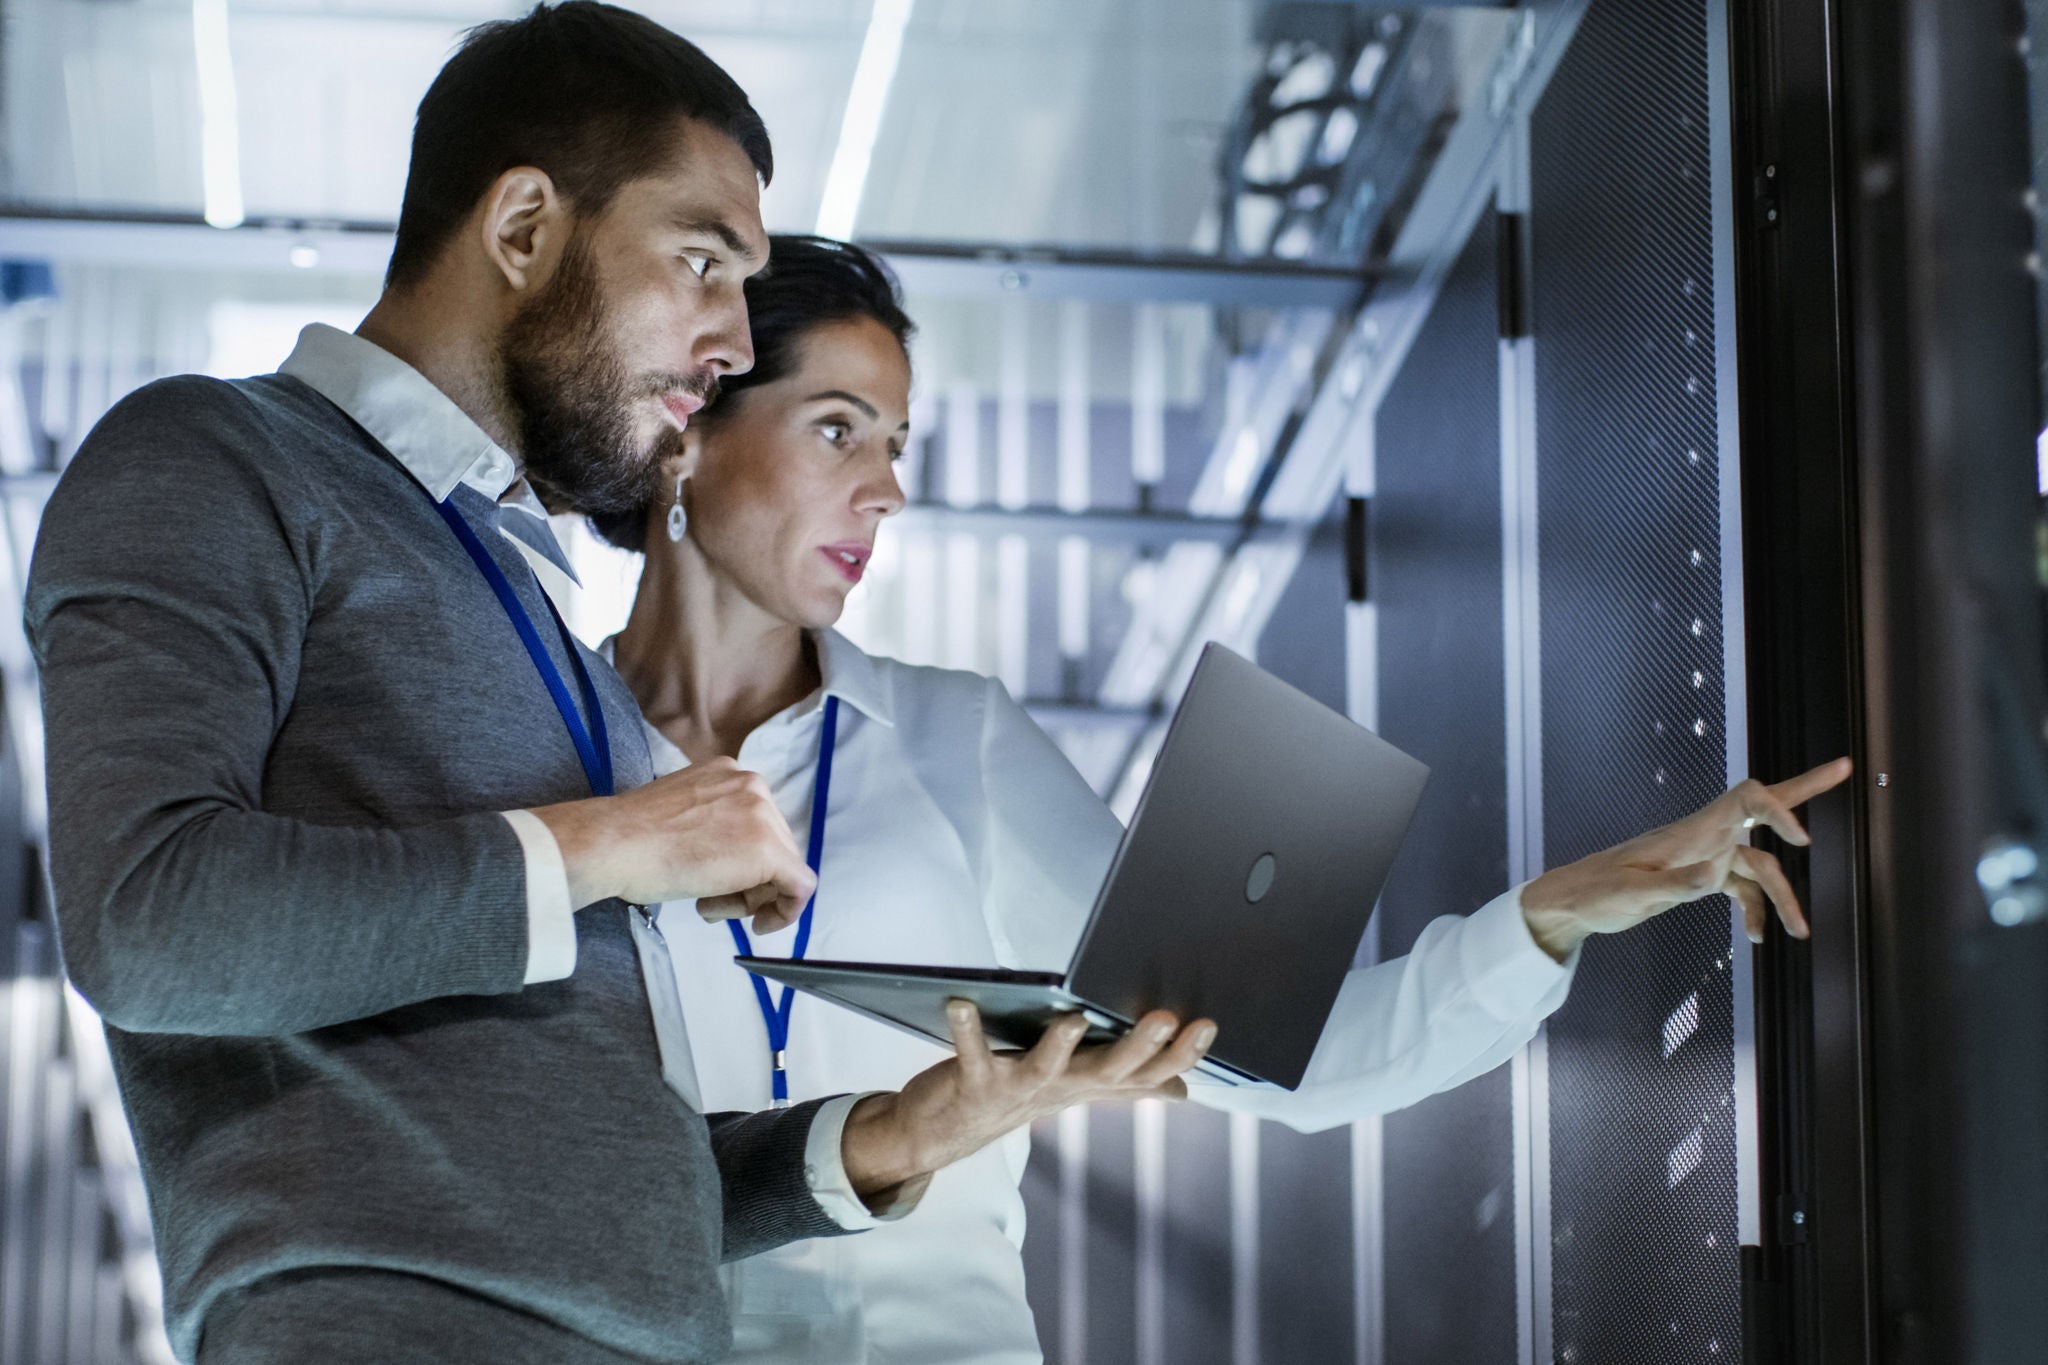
(641, 629, 1577, 1365)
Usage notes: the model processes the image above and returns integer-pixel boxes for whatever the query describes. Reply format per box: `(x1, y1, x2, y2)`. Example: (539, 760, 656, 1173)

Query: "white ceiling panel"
(5, 0, 1256, 251)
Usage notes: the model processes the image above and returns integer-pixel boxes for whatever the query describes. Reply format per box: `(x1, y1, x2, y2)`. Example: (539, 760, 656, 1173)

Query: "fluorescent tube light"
(192, 0, 244, 229)
(814, 0, 916, 239)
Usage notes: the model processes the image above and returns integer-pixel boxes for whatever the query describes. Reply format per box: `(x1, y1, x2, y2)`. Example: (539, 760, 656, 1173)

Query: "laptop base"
(738, 957, 1253, 1087)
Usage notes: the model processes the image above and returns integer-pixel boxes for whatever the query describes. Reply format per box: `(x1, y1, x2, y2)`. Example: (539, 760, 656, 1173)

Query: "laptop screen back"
(1066, 644, 1430, 1089)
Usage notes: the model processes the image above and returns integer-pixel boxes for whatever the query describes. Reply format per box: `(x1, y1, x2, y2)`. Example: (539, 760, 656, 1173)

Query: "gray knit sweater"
(25, 374, 847, 1363)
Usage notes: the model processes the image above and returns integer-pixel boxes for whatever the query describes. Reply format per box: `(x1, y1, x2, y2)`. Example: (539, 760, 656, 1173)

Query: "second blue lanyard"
(726, 693, 840, 1106)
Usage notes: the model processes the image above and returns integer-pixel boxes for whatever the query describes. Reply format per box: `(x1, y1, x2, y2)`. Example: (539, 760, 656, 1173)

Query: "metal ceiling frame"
(1217, 5, 1452, 264)
(1095, 2, 1588, 811)
(0, 209, 1378, 309)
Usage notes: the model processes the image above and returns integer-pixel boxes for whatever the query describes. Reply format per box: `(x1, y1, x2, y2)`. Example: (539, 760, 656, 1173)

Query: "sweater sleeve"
(703, 1100, 854, 1262)
(24, 377, 534, 1037)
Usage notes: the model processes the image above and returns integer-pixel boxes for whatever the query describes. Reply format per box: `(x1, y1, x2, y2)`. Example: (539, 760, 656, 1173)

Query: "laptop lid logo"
(1245, 853, 1278, 905)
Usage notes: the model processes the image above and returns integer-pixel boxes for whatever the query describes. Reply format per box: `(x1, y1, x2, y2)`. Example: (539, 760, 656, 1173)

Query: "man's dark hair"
(385, 1, 772, 290)
(590, 234, 916, 553)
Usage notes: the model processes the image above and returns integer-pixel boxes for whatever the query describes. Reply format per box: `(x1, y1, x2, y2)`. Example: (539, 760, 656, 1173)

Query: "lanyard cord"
(434, 496, 614, 797)
(440, 482, 834, 1104)
(726, 694, 840, 1105)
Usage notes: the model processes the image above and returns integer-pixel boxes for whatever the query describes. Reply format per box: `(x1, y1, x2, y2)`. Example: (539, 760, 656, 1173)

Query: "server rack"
(1728, 0, 2048, 1358)
(1023, 0, 1775, 1359)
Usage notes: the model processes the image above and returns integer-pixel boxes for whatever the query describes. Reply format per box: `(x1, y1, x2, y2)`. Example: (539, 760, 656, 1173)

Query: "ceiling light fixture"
(192, 0, 244, 229)
(815, 0, 916, 240)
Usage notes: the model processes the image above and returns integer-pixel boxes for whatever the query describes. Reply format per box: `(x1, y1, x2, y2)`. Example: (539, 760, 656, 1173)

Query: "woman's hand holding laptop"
(835, 1001, 1216, 1212)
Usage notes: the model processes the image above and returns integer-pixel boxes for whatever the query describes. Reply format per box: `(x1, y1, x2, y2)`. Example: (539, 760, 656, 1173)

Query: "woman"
(593, 237, 1577, 1364)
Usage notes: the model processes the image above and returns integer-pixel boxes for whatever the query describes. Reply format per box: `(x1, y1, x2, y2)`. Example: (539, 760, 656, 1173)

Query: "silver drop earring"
(666, 473, 687, 543)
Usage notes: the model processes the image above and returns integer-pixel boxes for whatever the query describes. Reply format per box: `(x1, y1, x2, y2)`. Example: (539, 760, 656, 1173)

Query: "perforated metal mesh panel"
(1531, 0, 1743, 1360)
(1372, 203, 1520, 1365)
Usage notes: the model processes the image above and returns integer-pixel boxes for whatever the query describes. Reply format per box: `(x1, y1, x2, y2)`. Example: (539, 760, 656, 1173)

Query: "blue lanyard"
(434, 496, 614, 798)
(726, 694, 840, 1106)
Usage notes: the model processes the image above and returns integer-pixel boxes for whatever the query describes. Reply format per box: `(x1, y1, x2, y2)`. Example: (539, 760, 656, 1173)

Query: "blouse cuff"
(1456, 881, 1579, 1022)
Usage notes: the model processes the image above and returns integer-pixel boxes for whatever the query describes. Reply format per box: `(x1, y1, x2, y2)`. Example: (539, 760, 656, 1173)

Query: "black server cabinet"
(1373, 0, 1751, 1360)
(1026, 0, 1790, 1358)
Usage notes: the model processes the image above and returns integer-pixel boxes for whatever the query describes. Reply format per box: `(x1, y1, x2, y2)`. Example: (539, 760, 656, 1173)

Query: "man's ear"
(477, 166, 567, 293)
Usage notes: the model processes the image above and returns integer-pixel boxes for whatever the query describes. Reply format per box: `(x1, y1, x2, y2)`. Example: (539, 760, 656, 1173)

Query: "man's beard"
(497, 237, 707, 517)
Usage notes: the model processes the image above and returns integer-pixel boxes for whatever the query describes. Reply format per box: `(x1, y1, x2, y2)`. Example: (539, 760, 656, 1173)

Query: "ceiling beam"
(0, 208, 1379, 308)
(858, 239, 1377, 306)
(894, 502, 1272, 548)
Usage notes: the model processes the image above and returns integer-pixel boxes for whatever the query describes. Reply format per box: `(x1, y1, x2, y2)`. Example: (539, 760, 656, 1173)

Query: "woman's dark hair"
(386, 1, 772, 290)
(589, 234, 916, 553)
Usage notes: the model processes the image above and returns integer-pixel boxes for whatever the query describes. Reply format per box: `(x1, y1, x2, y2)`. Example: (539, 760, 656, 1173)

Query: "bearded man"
(23, 6, 1210, 1362)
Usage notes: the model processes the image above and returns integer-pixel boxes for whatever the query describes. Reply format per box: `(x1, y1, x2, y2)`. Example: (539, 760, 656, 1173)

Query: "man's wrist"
(802, 1094, 926, 1227)
(529, 797, 619, 909)
(840, 1091, 928, 1201)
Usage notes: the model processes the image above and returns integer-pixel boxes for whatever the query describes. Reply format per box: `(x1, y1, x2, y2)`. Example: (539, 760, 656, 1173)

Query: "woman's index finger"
(1768, 757, 1854, 810)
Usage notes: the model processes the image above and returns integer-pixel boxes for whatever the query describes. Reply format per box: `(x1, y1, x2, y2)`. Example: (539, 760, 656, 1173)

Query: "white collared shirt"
(644, 629, 1579, 1365)
(274, 324, 886, 1231)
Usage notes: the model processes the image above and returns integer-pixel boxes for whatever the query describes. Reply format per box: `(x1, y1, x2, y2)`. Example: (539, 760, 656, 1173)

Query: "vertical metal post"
(1706, 0, 1762, 1255)
(1498, 112, 1551, 1365)
(1728, 0, 1879, 1349)
(35, 1056, 75, 1363)
(1058, 1106, 1090, 1365)
(1229, 1111, 1261, 1365)
(1343, 354, 1384, 1365)
(94, 1263, 124, 1365)
(67, 1170, 100, 1360)
(71, 267, 111, 466)
(901, 533, 938, 668)
(997, 298, 1031, 698)
(1057, 301, 1093, 696)
(38, 269, 74, 459)
(1133, 1099, 1166, 1365)
(1349, 1114, 1384, 1365)
(1131, 303, 1167, 500)
(944, 379, 982, 672)
(0, 313, 37, 476)
(1510, 1032, 1553, 1365)
(2, 954, 51, 1365)
(889, 368, 940, 664)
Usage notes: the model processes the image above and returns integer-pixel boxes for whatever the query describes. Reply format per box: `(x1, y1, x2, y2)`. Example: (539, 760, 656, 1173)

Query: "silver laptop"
(738, 643, 1430, 1090)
